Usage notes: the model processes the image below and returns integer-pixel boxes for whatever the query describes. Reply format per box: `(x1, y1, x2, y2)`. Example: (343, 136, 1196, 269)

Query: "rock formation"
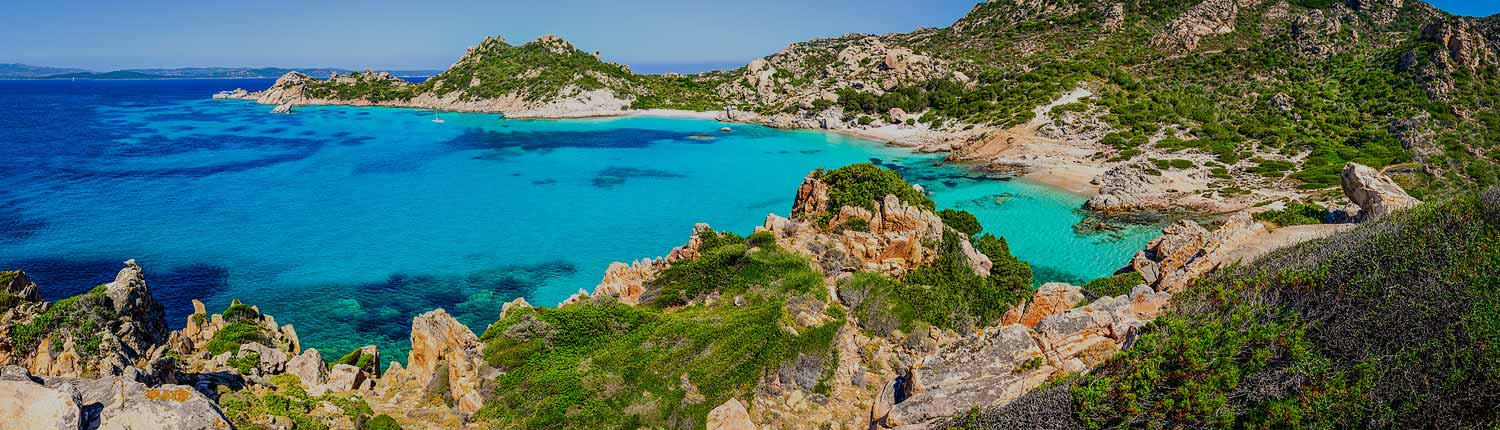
(874, 285, 1171, 428)
(0, 270, 39, 303)
(1, 365, 231, 430)
(708, 399, 759, 430)
(1130, 213, 1265, 292)
(1341, 162, 1421, 221)
(0, 260, 169, 379)
(403, 309, 492, 415)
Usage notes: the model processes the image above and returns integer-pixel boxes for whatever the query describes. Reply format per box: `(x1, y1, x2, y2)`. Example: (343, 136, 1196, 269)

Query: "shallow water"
(0, 79, 1157, 360)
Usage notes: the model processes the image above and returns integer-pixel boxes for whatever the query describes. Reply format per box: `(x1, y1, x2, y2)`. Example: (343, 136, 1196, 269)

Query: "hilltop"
(230, 0, 1500, 216)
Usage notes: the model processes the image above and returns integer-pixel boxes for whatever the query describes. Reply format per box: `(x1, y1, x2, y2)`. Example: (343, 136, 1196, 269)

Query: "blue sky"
(2, 0, 1496, 73)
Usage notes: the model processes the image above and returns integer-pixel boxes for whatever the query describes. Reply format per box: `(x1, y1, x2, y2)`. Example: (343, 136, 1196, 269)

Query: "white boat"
(431, 115, 445, 124)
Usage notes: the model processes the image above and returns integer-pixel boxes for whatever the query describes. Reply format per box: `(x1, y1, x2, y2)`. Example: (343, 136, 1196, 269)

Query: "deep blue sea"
(0, 78, 1157, 360)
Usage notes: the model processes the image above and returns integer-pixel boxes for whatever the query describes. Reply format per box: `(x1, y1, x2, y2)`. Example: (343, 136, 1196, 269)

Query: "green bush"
(646, 228, 822, 307)
(817, 163, 935, 213)
(842, 231, 1033, 335)
(1081, 272, 1144, 298)
(206, 322, 265, 356)
(938, 209, 983, 236)
(1253, 201, 1330, 226)
(364, 414, 402, 430)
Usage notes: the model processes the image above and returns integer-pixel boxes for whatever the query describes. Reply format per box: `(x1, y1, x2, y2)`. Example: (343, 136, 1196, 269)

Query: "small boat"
(431, 115, 445, 124)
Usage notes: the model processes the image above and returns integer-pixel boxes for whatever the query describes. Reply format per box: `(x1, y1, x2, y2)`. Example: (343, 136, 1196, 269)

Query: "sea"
(0, 78, 1158, 360)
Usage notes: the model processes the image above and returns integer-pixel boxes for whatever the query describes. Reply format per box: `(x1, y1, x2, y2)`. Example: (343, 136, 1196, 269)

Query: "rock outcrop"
(1130, 213, 1265, 292)
(403, 309, 492, 415)
(874, 285, 1172, 429)
(1341, 162, 1421, 221)
(708, 398, 759, 430)
(764, 172, 990, 277)
(1152, 0, 1264, 50)
(0, 260, 169, 380)
(0, 270, 39, 303)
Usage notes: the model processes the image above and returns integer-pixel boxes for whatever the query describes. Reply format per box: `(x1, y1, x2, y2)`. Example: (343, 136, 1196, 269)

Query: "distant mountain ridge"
(0, 63, 441, 79)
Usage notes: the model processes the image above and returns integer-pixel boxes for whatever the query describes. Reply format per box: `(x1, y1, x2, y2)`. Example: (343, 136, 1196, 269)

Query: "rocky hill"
(221, 0, 1500, 216)
(219, 35, 727, 118)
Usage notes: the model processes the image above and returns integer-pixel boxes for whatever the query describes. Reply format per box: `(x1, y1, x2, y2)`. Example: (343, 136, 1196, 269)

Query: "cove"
(0, 79, 1157, 360)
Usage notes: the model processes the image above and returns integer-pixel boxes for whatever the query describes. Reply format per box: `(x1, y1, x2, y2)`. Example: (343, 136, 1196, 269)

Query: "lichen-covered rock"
(1341, 162, 1421, 221)
(92, 380, 231, 430)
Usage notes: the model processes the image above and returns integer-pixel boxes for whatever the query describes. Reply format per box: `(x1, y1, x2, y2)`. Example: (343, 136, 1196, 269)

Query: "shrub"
(365, 414, 402, 430)
(938, 209, 983, 236)
(206, 322, 265, 356)
(1253, 201, 1329, 226)
(1081, 272, 1144, 298)
(818, 163, 935, 212)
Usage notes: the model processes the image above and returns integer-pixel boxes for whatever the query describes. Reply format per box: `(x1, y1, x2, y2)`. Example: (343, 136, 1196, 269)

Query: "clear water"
(0, 79, 1157, 360)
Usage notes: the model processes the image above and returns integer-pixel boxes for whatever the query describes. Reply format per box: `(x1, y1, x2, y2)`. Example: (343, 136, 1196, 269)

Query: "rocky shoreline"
(0, 160, 1416, 429)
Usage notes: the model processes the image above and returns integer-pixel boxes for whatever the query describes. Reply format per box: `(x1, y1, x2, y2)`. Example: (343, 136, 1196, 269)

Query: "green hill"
(950, 185, 1500, 428)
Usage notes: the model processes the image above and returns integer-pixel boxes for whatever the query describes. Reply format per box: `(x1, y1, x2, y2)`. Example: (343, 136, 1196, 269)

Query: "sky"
(2, 0, 1497, 74)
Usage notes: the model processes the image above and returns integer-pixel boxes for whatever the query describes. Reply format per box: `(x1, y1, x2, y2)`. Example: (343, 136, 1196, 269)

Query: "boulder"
(322, 364, 369, 394)
(91, 380, 232, 430)
(707, 398, 758, 430)
(0, 367, 81, 430)
(1131, 214, 1263, 292)
(1341, 162, 1420, 221)
(238, 342, 289, 375)
(285, 349, 328, 388)
(1017, 283, 1085, 328)
(880, 325, 1054, 428)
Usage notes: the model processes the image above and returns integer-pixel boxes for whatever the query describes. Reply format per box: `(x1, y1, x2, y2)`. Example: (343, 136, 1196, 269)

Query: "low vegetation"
(5, 284, 113, 363)
(969, 187, 1500, 428)
(218, 374, 383, 430)
(473, 227, 843, 429)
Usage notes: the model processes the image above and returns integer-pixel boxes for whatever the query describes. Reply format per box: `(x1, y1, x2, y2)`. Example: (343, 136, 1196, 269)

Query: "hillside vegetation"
(950, 186, 1500, 428)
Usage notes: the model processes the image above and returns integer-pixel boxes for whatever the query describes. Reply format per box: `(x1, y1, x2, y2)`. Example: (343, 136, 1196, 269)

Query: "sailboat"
(431, 114, 445, 124)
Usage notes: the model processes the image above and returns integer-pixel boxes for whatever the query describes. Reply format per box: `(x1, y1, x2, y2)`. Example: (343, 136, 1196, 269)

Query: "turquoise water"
(0, 79, 1157, 360)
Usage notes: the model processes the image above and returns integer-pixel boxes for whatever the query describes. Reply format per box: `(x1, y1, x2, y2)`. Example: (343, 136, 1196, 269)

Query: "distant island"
(0, 63, 442, 80)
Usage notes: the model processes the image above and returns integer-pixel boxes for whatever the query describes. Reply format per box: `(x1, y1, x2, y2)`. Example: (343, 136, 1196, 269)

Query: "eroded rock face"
(407, 309, 490, 415)
(880, 325, 1053, 428)
(286, 348, 328, 388)
(1131, 214, 1264, 292)
(767, 172, 990, 277)
(0, 260, 170, 380)
(1341, 162, 1421, 221)
(1084, 165, 1164, 212)
(102, 260, 170, 362)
